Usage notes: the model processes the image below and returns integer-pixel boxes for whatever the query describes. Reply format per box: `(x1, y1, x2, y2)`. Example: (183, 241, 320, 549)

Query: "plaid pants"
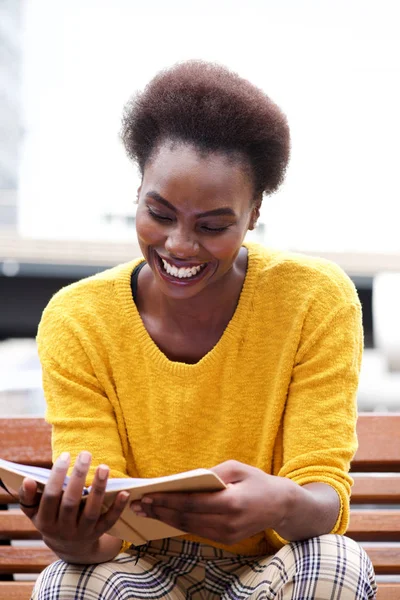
(32, 535, 377, 599)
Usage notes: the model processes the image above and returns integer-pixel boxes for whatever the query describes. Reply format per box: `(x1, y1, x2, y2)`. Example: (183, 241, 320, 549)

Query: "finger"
(78, 464, 109, 533)
(138, 488, 233, 515)
(19, 478, 41, 518)
(58, 451, 91, 529)
(96, 491, 130, 536)
(37, 452, 71, 525)
(134, 503, 239, 542)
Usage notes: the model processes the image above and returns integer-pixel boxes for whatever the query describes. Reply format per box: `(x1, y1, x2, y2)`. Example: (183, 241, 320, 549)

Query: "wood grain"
(352, 475, 400, 503)
(0, 418, 52, 467)
(348, 509, 400, 541)
(0, 547, 56, 574)
(376, 583, 400, 600)
(352, 414, 400, 471)
(362, 546, 400, 574)
(0, 510, 42, 540)
(0, 582, 35, 600)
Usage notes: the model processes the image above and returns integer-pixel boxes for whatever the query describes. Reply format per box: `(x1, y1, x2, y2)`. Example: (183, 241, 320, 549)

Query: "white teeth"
(161, 258, 204, 279)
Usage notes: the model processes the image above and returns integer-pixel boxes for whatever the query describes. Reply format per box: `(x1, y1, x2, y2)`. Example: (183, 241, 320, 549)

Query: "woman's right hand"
(18, 451, 130, 560)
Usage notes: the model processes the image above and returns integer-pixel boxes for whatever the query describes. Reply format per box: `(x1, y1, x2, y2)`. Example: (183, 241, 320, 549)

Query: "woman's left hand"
(130, 460, 292, 545)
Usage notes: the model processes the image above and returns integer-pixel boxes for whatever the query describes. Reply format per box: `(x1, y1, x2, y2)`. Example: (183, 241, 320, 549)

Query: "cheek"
(205, 231, 245, 263)
(136, 213, 163, 245)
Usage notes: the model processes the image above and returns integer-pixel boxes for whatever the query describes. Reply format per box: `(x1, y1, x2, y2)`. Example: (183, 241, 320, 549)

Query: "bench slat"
(0, 510, 42, 540)
(0, 418, 52, 467)
(0, 491, 18, 504)
(6, 506, 398, 545)
(362, 545, 400, 574)
(348, 510, 400, 541)
(0, 547, 56, 574)
(352, 475, 400, 503)
(0, 582, 35, 600)
(376, 583, 400, 600)
(1, 414, 397, 469)
(352, 414, 400, 471)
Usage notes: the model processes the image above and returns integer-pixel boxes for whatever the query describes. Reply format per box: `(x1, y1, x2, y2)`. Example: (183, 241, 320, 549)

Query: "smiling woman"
(25, 61, 377, 599)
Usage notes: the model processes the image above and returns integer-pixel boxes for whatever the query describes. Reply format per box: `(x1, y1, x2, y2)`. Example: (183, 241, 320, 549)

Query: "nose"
(164, 226, 199, 259)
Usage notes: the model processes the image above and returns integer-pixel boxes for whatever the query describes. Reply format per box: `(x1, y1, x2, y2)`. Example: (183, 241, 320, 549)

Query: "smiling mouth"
(156, 253, 208, 280)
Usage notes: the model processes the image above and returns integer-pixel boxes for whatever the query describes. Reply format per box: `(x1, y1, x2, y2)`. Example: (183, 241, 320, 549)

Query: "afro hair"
(121, 60, 290, 198)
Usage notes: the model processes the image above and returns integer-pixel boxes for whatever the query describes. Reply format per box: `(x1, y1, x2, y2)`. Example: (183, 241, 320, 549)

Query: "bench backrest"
(0, 414, 399, 600)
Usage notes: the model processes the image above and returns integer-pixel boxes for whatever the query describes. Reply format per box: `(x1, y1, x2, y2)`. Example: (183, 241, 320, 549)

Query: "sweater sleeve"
(270, 300, 363, 546)
(37, 301, 128, 484)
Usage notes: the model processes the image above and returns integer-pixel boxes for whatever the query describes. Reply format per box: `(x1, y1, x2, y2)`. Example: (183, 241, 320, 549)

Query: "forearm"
(44, 533, 123, 564)
(275, 480, 340, 541)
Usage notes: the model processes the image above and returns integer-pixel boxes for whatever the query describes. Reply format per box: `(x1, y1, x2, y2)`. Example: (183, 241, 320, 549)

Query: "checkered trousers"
(31, 534, 377, 599)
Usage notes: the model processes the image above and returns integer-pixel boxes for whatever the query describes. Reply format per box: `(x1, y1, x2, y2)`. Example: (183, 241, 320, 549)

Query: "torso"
(134, 247, 248, 363)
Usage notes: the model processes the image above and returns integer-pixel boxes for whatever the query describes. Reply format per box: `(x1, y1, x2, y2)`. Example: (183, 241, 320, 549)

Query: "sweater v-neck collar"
(116, 242, 260, 375)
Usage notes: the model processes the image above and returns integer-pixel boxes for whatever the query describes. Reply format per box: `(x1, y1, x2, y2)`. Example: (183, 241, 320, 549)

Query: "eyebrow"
(145, 191, 236, 218)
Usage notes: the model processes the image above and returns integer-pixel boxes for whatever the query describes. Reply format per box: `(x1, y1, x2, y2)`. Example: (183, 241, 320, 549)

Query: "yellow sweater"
(37, 242, 362, 556)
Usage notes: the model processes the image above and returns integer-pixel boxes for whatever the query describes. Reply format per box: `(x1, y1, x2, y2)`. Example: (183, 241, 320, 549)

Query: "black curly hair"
(121, 60, 290, 199)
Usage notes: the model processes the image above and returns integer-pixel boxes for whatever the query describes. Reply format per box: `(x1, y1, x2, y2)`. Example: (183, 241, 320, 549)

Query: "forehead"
(141, 142, 254, 209)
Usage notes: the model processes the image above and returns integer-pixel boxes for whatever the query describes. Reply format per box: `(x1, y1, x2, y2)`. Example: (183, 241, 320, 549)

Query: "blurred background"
(1, 0, 400, 415)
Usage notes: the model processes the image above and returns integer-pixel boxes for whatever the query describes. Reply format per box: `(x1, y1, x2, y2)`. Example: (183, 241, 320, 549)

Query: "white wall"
(18, 0, 400, 251)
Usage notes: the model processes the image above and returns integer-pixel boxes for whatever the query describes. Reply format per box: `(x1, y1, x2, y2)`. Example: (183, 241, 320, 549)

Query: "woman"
(21, 61, 376, 599)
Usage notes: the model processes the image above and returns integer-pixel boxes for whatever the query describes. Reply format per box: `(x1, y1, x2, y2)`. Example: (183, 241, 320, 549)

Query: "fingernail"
(22, 479, 29, 492)
(120, 492, 130, 504)
(97, 465, 109, 481)
(79, 451, 91, 465)
(141, 497, 153, 504)
(131, 503, 147, 517)
(57, 452, 70, 466)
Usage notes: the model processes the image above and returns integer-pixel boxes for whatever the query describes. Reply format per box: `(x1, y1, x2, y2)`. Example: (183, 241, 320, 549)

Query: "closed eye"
(201, 225, 231, 233)
(147, 208, 172, 222)
(148, 207, 231, 233)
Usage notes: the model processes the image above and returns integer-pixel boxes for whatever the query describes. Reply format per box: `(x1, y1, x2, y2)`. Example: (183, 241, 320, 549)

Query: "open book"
(0, 458, 226, 546)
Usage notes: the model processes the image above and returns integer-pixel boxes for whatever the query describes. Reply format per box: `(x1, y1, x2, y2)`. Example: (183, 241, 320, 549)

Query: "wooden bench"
(0, 414, 399, 600)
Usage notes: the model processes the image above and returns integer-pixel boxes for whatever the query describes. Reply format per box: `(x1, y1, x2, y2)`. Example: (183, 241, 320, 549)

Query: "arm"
(23, 298, 132, 562)
(37, 304, 129, 480)
(270, 300, 363, 543)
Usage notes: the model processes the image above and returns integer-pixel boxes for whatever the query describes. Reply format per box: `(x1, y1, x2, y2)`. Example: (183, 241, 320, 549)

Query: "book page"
(100, 468, 220, 493)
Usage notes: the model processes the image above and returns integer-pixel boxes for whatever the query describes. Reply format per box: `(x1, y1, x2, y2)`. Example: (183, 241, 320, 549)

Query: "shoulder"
(245, 242, 360, 308)
(37, 259, 142, 343)
(44, 260, 139, 313)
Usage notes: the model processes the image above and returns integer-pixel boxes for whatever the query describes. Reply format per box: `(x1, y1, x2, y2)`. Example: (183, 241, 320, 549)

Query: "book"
(0, 457, 226, 546)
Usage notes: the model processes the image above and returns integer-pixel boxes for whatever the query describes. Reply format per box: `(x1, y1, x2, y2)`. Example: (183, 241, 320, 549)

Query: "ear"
(248, 199, 261, 230)
(135, 185, 142, 204)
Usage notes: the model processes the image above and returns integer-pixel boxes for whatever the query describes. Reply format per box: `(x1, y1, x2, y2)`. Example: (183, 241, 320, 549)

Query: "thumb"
(19, 478, 41, 519)
(210, 460, 247, 485)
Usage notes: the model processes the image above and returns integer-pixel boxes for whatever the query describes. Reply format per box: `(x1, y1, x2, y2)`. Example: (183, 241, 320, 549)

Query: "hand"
(19, 451, 130, 557)
(130, 460, 292, 545)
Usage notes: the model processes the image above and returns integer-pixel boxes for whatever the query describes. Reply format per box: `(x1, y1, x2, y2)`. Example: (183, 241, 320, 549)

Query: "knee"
(275, 534, 377, 599)
(32, 559, 68, 599)
(32, 558, 114, 600)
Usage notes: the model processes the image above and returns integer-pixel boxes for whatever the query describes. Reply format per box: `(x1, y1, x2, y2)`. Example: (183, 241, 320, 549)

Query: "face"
(135, 141, 259, 300)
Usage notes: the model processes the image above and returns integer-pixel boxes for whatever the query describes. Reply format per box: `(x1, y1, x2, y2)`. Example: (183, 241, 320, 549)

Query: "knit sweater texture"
(36, 242, 363, 556)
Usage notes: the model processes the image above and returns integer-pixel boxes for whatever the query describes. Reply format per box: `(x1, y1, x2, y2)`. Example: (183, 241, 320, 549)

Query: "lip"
(156, 254, 207, 269)
(153, 250, 212, 286)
